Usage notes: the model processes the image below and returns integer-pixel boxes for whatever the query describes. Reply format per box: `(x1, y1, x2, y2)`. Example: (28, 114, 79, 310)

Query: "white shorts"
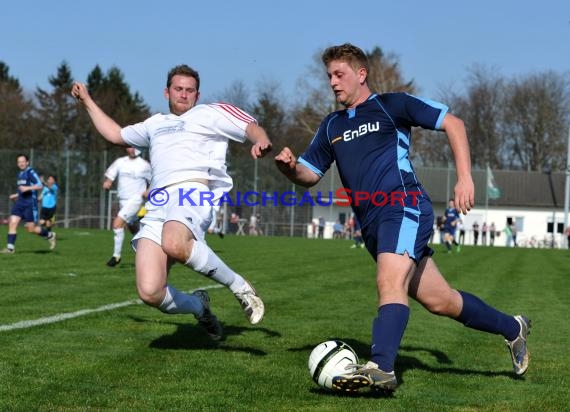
(118, 197, 144, 225)
(208, 205, 222, 231)
(132, 182, 214, 250)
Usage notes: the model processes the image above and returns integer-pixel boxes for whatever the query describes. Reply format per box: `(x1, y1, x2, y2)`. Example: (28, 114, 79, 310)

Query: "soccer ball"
(308, 340, 358, 389)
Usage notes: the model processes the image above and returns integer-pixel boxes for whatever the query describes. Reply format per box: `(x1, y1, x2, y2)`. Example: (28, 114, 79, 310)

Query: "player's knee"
(137, 285, 163, 307)
(423, 296, 458, 316)
(161, 238, 188, 262)
(112, 219, 126, 230)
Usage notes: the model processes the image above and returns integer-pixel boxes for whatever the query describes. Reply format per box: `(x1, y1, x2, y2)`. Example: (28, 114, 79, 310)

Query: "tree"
(366, 47, 415, 94)
(441, 65, 505, 169)
(214, 80, 251, 109)
(502, 72, 570, 171)
(227, 80, 290, 192)
(68, 65, 151, 154)
(33, 61, 77, 151)
(413, 67, 570, 171)
(0, 61, 34, 149)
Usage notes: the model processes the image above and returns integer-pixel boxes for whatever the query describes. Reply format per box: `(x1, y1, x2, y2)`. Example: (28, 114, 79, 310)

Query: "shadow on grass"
(290, 337, 521, 394)
(308, 386, 395, 399)
(131, 315, 281, 355)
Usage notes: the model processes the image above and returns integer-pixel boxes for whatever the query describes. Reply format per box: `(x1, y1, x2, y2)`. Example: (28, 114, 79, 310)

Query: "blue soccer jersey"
(299, 93, 448, 260)
(16, 167, 42, 203)
(443, 207, 460, 234)
(11, 166, 42, 222)
(41, 183, 59, 209)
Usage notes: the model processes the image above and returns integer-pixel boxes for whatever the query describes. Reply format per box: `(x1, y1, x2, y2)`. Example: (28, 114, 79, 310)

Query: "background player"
(275, 43, 530, 393)
(1, 154, 56, 253)
(38, 174, 59, 231)
(103, 147, 151, 267)
(443, 198, 461, 253)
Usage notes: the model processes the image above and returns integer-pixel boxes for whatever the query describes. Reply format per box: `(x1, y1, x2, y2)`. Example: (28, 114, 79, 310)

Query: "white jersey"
(105, 156, 151, 201)
(120, 103, 254, 198)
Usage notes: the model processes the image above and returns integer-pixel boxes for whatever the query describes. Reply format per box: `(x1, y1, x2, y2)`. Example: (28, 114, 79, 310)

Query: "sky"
(1, 0, 569, 113)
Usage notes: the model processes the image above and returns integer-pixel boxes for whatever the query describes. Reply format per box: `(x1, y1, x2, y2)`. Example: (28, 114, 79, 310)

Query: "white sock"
(158, 285, 202, 315)
(185, 240, 246, 293)
(113, 228, 125, 257)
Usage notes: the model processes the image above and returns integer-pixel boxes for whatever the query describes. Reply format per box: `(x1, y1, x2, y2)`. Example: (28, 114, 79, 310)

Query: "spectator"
(230, 212, 239, 234)
(248, 214, 258, 236)
(333, 220, 343, 239)
(457, 219, 465, 245)
(472, 221, 480, 246)
(318, 216, 325, 239)
(511, 221, 518, 247)
(504, 224, 513, 247)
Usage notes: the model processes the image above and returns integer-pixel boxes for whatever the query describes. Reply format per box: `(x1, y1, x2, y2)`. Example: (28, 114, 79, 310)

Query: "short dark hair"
(166, 65, 200, 91)
(16, 153, 29, 161)
(322, 43, 369, 75)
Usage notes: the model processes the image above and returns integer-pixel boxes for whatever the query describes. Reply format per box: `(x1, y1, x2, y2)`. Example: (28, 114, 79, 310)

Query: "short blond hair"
(322, 43, 369, 75)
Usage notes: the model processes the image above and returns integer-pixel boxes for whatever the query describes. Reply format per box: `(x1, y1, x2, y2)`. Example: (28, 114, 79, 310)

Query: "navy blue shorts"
(40, 207, 56, 221)
(362, 199, 434, 263)
(444, 227, 457, 237)
(11, 200, 38, 223)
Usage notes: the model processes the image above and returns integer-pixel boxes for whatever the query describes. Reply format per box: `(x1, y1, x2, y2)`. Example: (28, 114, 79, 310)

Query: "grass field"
(0, 228, 569, 411)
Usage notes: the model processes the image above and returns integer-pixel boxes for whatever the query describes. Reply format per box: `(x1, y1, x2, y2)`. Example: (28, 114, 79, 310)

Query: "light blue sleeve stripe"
(298, 157, 325, 177)
(434, 107, 448, 129)
(415, 96, 449, 129)
(31, 170, 43, 188)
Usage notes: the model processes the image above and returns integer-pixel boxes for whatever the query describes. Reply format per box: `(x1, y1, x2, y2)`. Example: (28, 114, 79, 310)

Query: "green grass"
(0, 228, 568, 411)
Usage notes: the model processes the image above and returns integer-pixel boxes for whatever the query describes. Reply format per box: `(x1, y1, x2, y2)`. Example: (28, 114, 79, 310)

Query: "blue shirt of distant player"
(16, 167, 42, 205)
(444, 207, 460, 235)
(41, 183, 59, 208)
(298, 92, 447, 229)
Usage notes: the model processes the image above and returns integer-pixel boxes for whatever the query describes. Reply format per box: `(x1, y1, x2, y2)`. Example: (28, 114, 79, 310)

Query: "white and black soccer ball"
(308, 340, 358, 389)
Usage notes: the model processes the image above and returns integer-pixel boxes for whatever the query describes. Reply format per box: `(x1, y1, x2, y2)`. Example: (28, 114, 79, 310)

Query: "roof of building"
(310, 165, 567, 208)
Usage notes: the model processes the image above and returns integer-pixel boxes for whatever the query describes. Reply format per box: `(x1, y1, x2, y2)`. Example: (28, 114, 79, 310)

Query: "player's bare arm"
(441, 113, 475, 214)
(102, 178, 113, 190)
(71, 82, 126, 146)
(275, 147, 320, 187)
(245, 123, 273, 159)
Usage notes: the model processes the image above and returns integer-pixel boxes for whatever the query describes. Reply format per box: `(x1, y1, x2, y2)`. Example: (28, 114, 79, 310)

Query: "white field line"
(0, 284, 224, 332)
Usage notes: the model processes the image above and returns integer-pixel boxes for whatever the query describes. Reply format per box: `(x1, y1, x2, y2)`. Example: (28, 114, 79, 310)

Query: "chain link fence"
(0, 149, 314, 237)
(3, 149, 566, 243)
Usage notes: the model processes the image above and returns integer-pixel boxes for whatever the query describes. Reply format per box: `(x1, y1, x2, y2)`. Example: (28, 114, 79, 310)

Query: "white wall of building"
(308, 202, 569, 249)
(461, 206, 567, 248)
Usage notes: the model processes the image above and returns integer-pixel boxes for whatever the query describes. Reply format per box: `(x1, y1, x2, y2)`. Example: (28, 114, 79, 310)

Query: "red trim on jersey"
(212, 103, 255, 124)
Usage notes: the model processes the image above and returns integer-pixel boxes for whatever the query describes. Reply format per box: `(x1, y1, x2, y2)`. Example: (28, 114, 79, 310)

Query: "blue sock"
(456, 291, 519, 341)
(39, 228, 50, 238)
(371, 303, 409, 372)
(7, 233, 17, 246)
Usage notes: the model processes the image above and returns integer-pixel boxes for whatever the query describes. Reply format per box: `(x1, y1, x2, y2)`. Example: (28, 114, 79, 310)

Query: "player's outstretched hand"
(275, 147, 297, 176)
(71, 82, 90, 104)
(251, 139, 272, 159)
